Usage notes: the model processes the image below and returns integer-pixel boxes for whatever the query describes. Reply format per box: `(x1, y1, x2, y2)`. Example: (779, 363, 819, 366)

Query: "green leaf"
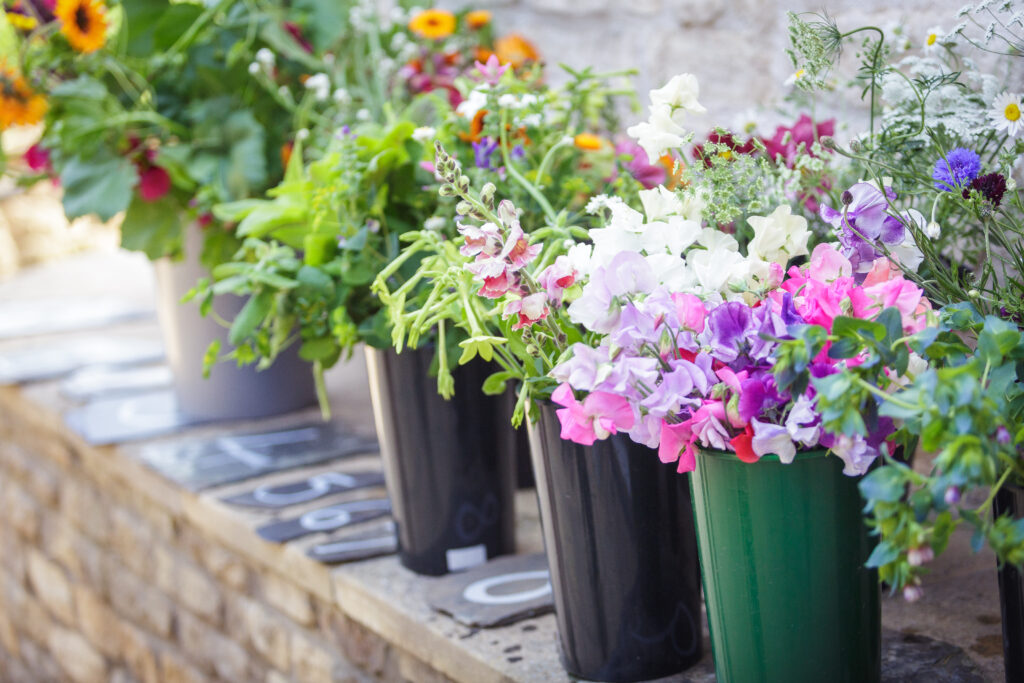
(865, 540, 900, 568)
(859, 466, 907, 504)
(119, 195, 182, 259)
(60, 154, 138, 221)
(121, 0, 203, 56)
(482, 371, 514, 396)
(229, 290, 273, 347)
(299, 337, 341, 364)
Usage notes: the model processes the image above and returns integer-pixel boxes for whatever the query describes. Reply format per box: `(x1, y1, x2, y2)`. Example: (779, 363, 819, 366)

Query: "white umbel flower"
(990, 91, 1024, 136)
(412, 127, 436, 143)
(304, 73, 331, 102)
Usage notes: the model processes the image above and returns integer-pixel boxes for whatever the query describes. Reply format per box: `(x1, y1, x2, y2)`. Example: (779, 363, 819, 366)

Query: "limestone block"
(0, 609, 19, 657)
(74, 584, 121, 659)
(61, 480, 111, 545)
(19, 638, 63, 682)
(159, 651, 207, 683)
(3, 479, 41, 542)
(48, 626, 107, 683)
(197, 543, 250, 592)
(118, 621, 161, 683)
(320, 607, 391, 678)
(27, 550, 75, 625)
(240, 596, 292, 671)
(290, 631, 335, 683)
(176, 610, 250, 680)
(2, 574, 51, 646)
(110, 507, 156, 577)
(105, 561, 173, 638)
(174, 560, 223, 626)
(262, 571, 315, 627)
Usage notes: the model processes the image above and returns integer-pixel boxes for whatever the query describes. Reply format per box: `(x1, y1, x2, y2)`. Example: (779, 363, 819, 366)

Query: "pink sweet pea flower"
(850, 277, 930, 333)
(552, 383, 634, 446)
(504, 292, 549, 330)
(806, 242, 853, 282)
(537, 256, 577, 306)
(671, 292, 707, 332)
(659, 420, 697, 473)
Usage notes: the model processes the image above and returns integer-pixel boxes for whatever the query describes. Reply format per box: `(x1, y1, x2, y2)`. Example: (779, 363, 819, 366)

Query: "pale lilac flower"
(475, 54, 509, 86)
(751, 419, 796, 463)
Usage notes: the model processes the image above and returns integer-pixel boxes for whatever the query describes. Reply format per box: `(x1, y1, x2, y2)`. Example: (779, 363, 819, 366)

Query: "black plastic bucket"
(995, 484, 1024, 683)
(365, 346, 517, 575)
(527, 402, 703, 681)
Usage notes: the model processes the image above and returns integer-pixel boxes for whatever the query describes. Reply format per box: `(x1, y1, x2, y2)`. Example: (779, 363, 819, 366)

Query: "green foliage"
(775, 306, 1024, 594)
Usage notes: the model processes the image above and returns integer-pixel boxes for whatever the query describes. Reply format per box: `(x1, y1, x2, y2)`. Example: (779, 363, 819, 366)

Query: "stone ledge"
(0, 253, 1008, 682)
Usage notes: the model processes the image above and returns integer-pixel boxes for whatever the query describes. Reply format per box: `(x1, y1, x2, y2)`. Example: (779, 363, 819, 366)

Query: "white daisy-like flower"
(784, 69, 805, 87)
(923, 26, 943, 52)
(990, 91, 1024, 136)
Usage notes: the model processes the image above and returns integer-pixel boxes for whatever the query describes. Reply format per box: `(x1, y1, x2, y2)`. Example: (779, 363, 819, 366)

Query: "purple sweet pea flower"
(641, 363, 698, 417)
(933, 148, 981, 192)
(702, 302, 753, 364)
(751, 419, 797, 462)
(820, 182, 906, 274)
(473, 137, 500, 170)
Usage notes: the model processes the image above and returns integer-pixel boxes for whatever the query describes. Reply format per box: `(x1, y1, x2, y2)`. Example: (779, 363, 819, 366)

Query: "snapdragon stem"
(853, 376, 918, 412)
(498, 109, 558, 225)
(977, 466, 1015, 517)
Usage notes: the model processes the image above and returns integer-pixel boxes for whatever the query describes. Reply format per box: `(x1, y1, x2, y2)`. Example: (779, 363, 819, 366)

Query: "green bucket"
(690, 449, 880, 683)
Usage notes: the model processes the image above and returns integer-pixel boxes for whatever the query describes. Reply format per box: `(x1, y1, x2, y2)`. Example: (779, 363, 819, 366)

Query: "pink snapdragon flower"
(459, 222, 502, 257)
(552, 383, 634, 446)
(504, 292, 549, 330)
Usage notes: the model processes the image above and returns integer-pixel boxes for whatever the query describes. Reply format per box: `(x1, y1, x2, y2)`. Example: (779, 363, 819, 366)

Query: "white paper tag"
(445, 544, 487, 572)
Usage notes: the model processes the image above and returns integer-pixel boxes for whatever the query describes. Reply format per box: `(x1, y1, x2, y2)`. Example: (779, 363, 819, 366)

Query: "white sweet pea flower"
(925, 220, 941, 239)
(649, 73, 706, 126)
(412, 126, 436, 143)
(696, 228, 739, 252)
(585, 194, 623, 215)
(639, 185, 683, 221)
(457, 89, 489, 119)
(892, 209, 926, 271)
(627, 105, 687, 163)
(639, 217, 702, 257)
(689, 247, 747, 295)
(746, 205, 811, 266)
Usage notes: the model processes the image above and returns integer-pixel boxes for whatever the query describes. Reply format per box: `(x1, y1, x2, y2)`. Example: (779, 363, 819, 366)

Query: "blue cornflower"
(932, 147, 982, 192)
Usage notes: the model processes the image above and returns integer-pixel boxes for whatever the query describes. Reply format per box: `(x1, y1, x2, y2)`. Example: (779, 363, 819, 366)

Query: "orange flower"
(494, 34, 538, 68)
(408, 9, 457, 40)
(660, 154, 684, 189)
(0, 66, 47, 129)
(574, 133, 605, 151)
(465, 10, 491, 29)
(55, 0, 108, 53)
(280, 142, 293, 168)
(459, 109, 489, 143)
(474, 47, 495, 63)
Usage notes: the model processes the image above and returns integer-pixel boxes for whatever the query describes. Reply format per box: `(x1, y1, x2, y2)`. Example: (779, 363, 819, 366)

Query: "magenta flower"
(475, 54, 509, 86)
(613, 140, 667, 189)
(552, 383, 635, 446)
(476, 269, 516, 299)
(659, 420, 697, 473)
(138, 165, 171, 202)
(24, 144, 51, 172)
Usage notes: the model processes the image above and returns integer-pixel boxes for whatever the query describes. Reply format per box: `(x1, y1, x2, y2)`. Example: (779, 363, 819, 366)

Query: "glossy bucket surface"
(365, 346, 517, 575)
(994, 484, 1024, 683)
(690, 449, 880, 683)
(154, 225, 316, 421)
(528, 403, 703, 682)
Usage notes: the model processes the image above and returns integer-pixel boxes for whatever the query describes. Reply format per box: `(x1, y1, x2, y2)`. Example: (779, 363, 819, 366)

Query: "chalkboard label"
(0, 337, 164, 385)
(256, 498, 392, 543)
(138, 423, 378, 490)
(428, 553, 554, 628)
(307, 523, 398, 564)
(222, 471, 386, 509)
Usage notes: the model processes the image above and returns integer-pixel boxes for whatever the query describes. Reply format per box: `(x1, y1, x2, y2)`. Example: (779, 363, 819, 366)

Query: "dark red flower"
(283, 22, 313, 53)
(24, 143, 51, 172)
(693, 131, 756, 167)
(964, 172, 1007, 208)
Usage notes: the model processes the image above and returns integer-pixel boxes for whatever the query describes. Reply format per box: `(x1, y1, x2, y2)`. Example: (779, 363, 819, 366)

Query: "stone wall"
(0, 388, 451, 683)
(429, 0, 962, 130)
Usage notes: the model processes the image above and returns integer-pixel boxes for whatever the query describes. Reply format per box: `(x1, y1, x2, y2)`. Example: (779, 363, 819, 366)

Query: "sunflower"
(0, 66, 47, 129)
(494, 34, 538, 68)
(990, 91, 1023, 137)
(55, 0, 108, 53)
(408, 9, 456, 40)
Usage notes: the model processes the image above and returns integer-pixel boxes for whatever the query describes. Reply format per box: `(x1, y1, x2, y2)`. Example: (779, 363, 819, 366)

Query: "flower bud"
(848, 138, 861, 153)
(479, 182, 496, 205)
(997, 425, 1012, 445)
(458, 175, 471, 192)
(968, 289, 980, 299)
(525, 343, 539, 357)
(924, 221, 941, 240)
(820, 135, 836, 150)
(903, 585, 923, 602)
(841, 190, 854, 205)
(455, 201, 473, 216)
(944, 485, 961, 505)
(907, 545, 934, 567)
(438, 184, 457, 197)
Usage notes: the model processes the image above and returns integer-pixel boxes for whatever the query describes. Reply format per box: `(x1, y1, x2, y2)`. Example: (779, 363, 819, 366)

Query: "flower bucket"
(994, 484, 1024, 683)
(690, 448, 880, 683)
(153, 224, 316, 421)
(527, 402, 703, 682)
(364, 346, 517, 575)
